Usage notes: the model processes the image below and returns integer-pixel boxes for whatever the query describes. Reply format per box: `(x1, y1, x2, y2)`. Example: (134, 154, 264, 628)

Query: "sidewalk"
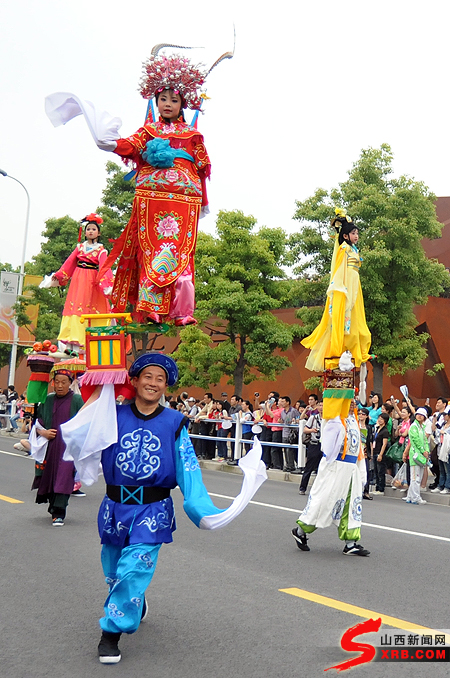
(0, 429, 23, 439)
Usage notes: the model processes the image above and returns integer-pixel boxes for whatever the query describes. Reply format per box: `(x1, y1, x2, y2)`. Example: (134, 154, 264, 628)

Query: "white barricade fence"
(188, 416, 307, 468)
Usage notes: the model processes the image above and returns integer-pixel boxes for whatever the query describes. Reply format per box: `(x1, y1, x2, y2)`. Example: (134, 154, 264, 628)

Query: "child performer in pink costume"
(52, 214, 114, 351)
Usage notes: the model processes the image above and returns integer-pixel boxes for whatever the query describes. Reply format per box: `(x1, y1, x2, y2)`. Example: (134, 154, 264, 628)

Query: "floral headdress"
(330, 207, 354, 231)
(139, 43, 234, 111)
(81, 213, 103, 226)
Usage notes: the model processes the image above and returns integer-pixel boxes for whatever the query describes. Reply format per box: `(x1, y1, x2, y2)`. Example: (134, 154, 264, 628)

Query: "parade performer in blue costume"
(61, 352, 266, 664)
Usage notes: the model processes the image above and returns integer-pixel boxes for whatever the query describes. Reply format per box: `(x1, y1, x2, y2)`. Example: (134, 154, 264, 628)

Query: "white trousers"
(406, 464, 423, 503)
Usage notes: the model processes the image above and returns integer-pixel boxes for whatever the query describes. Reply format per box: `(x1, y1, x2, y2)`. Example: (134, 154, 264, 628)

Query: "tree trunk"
(233, 337, 247, 397)
(372, 360, 384, 396)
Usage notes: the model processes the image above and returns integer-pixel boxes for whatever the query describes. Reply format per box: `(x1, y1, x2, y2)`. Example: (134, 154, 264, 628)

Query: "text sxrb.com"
(325, 619, 450, 672)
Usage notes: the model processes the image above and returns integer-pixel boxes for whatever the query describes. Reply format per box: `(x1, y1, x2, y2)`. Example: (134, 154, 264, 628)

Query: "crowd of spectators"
(167, 386, 450, 506)
(150, 389, 309, 470)
(12, 375, 450, 505)
(0, 385, 34, 436)
(0, 384, 35, 453)
(357, 391, 450, 505)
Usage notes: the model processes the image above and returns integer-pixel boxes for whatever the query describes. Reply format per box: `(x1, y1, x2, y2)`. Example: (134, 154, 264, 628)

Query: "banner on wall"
(0, 272, 42, 345)
(0, 271, 19, 343)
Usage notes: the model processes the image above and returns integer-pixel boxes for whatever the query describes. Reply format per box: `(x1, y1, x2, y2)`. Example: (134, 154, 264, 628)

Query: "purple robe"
(32, 391, 80, 497)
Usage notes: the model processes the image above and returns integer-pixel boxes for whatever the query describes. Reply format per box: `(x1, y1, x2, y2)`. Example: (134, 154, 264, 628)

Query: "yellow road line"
(0, 493, 24, 504)
(280, 588, 450, 641)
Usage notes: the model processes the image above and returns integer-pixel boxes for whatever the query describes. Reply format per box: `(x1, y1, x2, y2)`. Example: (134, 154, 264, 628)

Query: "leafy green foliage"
(291, 144, 450, 388)
(29, 215, 79, 276)
(425, 362, 445, 378)
(14, 215, 79, 343)
(173, 210, 298, 394)
(96, 161, 134, 246)
(303, 376, 323, 393)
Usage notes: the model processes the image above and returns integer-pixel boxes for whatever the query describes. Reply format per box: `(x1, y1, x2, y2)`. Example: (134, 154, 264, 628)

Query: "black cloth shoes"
(98, 631, 122, 664)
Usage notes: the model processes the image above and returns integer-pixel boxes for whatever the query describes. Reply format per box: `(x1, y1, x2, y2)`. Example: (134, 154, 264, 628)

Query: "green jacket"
(408, 419, 428, 466)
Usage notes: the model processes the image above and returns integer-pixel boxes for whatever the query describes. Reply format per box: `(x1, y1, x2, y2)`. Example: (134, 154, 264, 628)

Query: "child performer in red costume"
(100, 52, 212, 326)
(52, 214, 114, 352)
(45, 45, 234, 326)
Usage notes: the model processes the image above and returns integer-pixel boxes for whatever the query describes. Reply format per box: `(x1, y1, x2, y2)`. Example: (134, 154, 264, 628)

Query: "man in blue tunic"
(61, 352, 266, 664)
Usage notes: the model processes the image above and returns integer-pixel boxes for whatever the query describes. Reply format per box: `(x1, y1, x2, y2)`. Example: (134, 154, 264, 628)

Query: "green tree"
(291, 144, 450, 393)
(173, 210, 300, 394)
(97, 161, 134, 244)
(14, 215, 80, 343)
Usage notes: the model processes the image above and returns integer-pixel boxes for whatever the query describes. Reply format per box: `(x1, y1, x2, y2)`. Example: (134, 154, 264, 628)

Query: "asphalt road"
(1, 435, 449, 678)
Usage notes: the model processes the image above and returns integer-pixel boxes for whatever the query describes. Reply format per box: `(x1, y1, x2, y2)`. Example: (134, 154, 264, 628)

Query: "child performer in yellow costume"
(301, 210, 371, 372)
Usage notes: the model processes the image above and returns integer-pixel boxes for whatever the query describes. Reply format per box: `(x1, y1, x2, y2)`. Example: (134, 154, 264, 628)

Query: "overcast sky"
(1, 0, 449, 269)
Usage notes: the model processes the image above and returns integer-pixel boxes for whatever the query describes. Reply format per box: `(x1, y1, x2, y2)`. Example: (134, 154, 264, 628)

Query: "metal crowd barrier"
(0, 403, 17, 432)
(188, 417, 307, 468)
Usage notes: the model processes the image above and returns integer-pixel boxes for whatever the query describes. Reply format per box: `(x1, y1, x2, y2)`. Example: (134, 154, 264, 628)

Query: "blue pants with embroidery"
(100, 542, 162, 634)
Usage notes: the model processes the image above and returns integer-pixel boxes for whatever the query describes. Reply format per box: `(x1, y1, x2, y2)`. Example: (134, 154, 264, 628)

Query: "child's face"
(85, 224, 99, 241)
(344, 228, 359, 245)
(157, 90, 183, 122)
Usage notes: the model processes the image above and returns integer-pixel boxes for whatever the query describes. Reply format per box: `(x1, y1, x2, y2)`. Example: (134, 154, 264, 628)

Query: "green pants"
(297, 487, 361, 542)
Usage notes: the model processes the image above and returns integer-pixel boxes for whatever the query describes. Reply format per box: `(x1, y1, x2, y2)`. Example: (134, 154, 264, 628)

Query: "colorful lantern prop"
(79, 313, 171, 403)
(80, 313, 131, 386)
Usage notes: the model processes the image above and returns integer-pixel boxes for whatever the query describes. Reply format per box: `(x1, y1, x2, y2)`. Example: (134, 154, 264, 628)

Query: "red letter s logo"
(325, 617, 382, 672)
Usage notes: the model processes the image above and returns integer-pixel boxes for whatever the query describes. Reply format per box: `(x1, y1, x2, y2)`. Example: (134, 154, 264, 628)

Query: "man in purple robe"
(31, 370, 84, 526)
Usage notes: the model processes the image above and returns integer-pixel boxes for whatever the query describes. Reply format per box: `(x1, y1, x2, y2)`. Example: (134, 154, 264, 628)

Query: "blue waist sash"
(142, 137, 194, 169)
(106, 484, 171, 505)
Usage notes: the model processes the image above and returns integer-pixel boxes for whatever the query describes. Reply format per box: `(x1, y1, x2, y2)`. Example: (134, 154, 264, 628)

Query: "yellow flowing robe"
(301, 240, 371, 372)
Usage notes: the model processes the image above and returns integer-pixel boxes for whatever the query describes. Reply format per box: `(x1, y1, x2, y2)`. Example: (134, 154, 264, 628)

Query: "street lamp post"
(0, 169, 30, 386)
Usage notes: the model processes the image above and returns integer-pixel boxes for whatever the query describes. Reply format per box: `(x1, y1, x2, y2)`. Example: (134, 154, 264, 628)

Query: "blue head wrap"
(128, 352, 178, 386)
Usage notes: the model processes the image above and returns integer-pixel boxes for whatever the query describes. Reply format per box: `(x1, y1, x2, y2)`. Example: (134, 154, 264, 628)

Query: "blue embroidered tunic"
(98, 403, 222, 546)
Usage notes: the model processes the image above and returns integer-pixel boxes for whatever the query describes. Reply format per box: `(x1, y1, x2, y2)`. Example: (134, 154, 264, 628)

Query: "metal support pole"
(0, 170, 30, 387)
(297, 419, 306, 468)
(234, 417, 243, 460)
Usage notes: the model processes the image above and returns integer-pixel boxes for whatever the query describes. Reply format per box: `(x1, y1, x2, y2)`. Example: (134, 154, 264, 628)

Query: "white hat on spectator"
(415, 407, 428, 418)
(187, 397, 196, 402)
